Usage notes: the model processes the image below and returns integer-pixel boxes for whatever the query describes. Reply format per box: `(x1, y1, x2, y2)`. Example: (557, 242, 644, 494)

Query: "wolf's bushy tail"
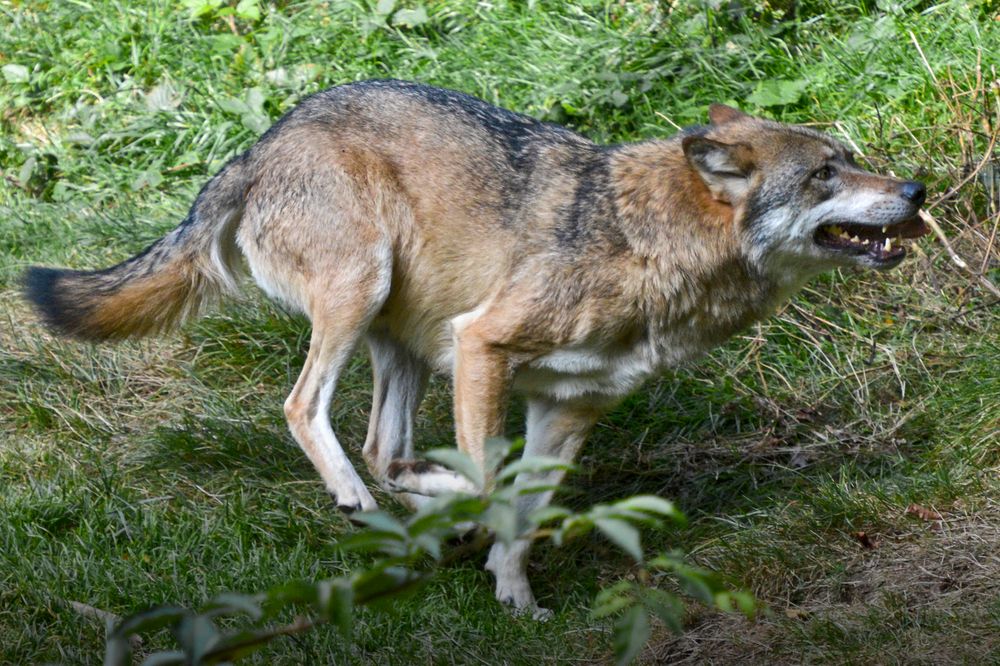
(23, 154, 252, 341)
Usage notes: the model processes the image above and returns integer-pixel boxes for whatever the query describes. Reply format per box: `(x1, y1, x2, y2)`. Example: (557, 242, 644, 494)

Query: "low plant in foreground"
(102, 439, 752, 665)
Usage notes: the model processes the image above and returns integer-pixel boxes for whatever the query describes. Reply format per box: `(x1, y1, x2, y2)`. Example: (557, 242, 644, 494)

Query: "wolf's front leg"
(451, 310, 514, 475)
(486, 397, 601, 619)
(384, 305, 514, 498)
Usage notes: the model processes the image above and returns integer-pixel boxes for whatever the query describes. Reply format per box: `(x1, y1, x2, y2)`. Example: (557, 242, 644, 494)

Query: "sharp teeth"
(881, 226, 887, 233)
(851, 235, 861, 243)
(885, 237, 892, 251)
(863, 238, 870, 244)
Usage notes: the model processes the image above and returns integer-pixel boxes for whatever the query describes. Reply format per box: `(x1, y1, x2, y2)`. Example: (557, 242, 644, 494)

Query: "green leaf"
(555, 514, 594, 545)
(642, 588, 683, 634)
(612, 496, 683, 522)
(392, 7, 428, 27)
(145, 82, 181, 112)
(591, 580, 633, 619)
(103, 636, 131, 666)
(350, 510, 408, 538)
(172, 615, 220, 662)
(209, 33, 244, 53)
(676, 570, 714, 604)
(111, 606, 188, 643)
(497, 455, 575, 482)
(424, 448, 484, 489)
(410, 494, 486, 529)
(242, 112, 271, 134)
(235, 0, 261, 21)
(613, 605, 650, 666)
(339, 530, 407, 557)
(139, 652, 186, 666)
(528, 505, 571, 525)
(352, 566, 423, 609)
(647, 553, 682, 570)
(594, 517, 643, 562)
(411, 532, 443, 559)
(482, 500, 519, 545)
(316, 579, 353, 637)
(17, 156, 35, 187)
(2, 64, 30, 83)
(217, 96, 250, 116)
(245, 87, 266, 115)
(202, 592, 262, 620)
(182, 0, 223, 18)
(131, 167, 163, 191)
(484, 436, 517, 478)
(747, 79, 808, 107)
(733, 590, 756, 617)
(263, 580, 318, 615)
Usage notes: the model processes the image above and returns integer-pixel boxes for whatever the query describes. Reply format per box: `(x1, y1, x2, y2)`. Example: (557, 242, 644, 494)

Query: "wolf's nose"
(900, 181, 926, 207)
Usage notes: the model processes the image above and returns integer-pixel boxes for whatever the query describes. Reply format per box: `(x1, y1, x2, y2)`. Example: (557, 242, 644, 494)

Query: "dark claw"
(330, 492, 363, 523)
(335, 502, 368, 526)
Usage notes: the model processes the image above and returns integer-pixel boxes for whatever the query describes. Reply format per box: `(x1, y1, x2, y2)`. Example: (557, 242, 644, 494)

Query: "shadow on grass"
(144, 415, 308, 481)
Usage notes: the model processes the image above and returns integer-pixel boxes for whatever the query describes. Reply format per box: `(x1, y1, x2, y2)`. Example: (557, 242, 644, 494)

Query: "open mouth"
(814, 216, 928, 264)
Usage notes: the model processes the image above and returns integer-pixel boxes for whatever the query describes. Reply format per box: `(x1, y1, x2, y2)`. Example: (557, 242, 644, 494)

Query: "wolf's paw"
(385, 460, 478, 496)
(487, 542, 549, 619)
(495, 581, 551, 621)
(329, 478, 378, 516)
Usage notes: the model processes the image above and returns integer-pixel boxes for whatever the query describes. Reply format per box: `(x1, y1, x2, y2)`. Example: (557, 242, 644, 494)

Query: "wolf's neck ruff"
(22, 80, 926, 619)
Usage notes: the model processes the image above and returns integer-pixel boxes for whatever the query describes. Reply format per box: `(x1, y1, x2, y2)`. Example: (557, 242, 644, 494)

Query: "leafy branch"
(104, 440, 753, 666)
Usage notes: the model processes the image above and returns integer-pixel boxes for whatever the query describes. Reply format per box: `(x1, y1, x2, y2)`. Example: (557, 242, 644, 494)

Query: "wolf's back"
(23, 154, 252, 341)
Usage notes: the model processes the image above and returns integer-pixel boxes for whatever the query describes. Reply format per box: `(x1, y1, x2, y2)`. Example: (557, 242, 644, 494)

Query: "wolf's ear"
(682, 136, 755, 204)
(708, 104, 751, 125)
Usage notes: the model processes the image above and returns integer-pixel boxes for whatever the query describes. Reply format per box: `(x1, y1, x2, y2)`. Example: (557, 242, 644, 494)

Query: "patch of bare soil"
(646, 500, 1000, 665)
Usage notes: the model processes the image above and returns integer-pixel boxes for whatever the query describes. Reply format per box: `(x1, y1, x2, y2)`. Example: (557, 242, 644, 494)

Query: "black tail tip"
(22, 266, 81, 336)
(23, 265, 62, 309)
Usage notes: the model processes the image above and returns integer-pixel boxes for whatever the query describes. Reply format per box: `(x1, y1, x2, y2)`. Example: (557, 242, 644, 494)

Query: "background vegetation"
(1, 0, 998, 663)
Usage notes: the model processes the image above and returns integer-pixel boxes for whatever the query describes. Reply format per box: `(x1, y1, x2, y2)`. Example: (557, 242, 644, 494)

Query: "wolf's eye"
(812, 165, 835, 181)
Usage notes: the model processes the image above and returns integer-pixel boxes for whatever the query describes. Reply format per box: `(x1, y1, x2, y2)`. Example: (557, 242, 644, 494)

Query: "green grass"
(2, 0, 998, 663)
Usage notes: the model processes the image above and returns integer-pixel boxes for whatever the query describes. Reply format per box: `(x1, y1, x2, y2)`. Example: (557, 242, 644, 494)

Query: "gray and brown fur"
(23, 80, 927, 618)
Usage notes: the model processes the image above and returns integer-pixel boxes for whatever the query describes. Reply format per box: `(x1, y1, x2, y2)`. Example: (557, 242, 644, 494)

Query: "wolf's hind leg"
(361, 331, 433, 509)
(283, 275, 389, 514)
(486, 397, 601, 619)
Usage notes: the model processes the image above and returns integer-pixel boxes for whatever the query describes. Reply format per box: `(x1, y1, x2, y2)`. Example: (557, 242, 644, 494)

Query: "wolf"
(23, 79, 927, 618)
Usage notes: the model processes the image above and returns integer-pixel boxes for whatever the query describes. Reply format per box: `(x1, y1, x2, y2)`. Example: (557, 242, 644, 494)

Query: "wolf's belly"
(424, 327, 715, 402)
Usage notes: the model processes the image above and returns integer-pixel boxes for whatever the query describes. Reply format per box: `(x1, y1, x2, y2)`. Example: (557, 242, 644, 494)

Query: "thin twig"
(910, 30, 940, 87)
(919, 209, 968, 270)
(949, 297, 1000, 322)
(920, 209, 1000, 297)
(64, 600, 143, 648)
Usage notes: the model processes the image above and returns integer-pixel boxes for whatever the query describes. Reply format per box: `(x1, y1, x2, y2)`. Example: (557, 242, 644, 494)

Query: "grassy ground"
(1, 0, 998, 663)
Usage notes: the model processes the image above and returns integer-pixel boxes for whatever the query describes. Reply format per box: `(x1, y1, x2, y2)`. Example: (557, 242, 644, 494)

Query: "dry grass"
(1, 1, 998, 663)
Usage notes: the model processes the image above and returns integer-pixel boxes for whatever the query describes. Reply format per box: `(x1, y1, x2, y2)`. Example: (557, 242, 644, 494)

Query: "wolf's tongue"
(895, 215, 930, 239)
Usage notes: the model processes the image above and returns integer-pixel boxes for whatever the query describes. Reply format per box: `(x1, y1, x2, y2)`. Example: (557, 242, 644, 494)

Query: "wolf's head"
(682, 105, 927, 277)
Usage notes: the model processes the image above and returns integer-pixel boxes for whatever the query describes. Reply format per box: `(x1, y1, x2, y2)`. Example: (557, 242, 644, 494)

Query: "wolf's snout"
(900, 180, 926, 207)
